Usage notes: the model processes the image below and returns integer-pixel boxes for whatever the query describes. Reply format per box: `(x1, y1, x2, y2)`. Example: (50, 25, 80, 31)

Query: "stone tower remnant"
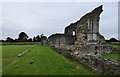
(75, 5, 105, 45)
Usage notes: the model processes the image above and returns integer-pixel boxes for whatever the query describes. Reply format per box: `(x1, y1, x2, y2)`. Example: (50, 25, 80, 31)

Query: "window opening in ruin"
(72, 31, 75, 36)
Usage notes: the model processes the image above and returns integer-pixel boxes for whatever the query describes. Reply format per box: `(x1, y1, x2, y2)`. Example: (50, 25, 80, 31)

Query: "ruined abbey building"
(48, 5, 120, 75)
(48, 5, 111, 55)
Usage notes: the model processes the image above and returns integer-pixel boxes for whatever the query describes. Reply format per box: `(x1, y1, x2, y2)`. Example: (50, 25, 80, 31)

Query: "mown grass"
(2, 45, 30, 68)
(0, 46, 2, 76)
(2, 45, 99, 75)
(102, 53, 120, 60)
(112, 44, 120, 50)
(102, 44, 120, 60)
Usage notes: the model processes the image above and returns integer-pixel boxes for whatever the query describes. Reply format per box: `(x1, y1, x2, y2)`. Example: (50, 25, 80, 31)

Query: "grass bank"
(2, 45, 99, 75)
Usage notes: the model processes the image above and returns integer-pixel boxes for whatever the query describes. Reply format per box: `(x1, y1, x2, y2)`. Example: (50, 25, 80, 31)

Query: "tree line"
(1, 32, 119, 43)
(106, 38, 120, 42)
(2, 32, 47, 42)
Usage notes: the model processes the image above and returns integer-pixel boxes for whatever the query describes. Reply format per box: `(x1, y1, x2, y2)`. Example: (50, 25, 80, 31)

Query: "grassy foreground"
(2, 45, 99, 75)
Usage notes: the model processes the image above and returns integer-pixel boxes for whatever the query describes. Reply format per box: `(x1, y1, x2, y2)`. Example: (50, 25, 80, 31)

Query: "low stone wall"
(53, 46, 120, 75)
(54, 44, 112, 55)
(48, 34, 76, 46)
(72, 54, 120, 75)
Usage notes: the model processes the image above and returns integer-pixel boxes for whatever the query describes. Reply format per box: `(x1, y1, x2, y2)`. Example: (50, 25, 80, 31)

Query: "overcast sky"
(1, 2, 118, 40)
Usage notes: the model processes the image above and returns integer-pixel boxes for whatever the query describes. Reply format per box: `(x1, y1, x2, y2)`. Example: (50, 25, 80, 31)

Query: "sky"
(1, 1, 119, 40)
(118, 2, 120, 40)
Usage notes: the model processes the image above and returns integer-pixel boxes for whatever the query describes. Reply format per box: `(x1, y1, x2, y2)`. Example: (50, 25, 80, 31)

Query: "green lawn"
(102, 53, 120, 60)
(0, 46, 2, 76)
(2, 45, 30, 68)
(112, 45, 120, 50)
(2, 45, 99, 75)
(102, 44, 120, 60)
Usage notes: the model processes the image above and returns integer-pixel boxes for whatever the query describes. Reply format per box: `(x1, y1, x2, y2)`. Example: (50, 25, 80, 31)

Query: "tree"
(27, 38, 32, 42)
(33, 35, 42, 42)
(33, 37, 37, 42)
(18, 32, 28, 42)
(14, 39, 18, 42)
(6, 37, 14, 42)
(109, 38, 118, 42)
(36, 35, 41, 42)
(0, 40, 4, 42)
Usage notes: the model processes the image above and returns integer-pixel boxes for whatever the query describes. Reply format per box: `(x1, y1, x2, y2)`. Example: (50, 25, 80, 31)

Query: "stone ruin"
(48, 5, 111, 55)
(48, 5, 120, 75)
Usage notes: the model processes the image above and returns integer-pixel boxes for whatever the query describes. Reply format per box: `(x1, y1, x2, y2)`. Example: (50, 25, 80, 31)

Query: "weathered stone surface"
(48, 5, 106, 47)
(75, 5, 105, 45)
(65, 23, 77, 35)
(74, 54, 120, 75)
(48, 34, 76, 46)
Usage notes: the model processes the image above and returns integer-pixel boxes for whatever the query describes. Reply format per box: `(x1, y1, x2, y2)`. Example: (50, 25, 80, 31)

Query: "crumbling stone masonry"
(48, 5, 120, 75)
(48, 5, 111, 55)
(48, 34, 76, 47)
(74, 5, 105, 45)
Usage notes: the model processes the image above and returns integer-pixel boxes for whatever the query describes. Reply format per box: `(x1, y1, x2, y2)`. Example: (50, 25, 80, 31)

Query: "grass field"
(112, 44, 120, 49)
(0, 46, 2, 76)
(102, 44, 120, 60)
(2, 45, 99, 75)
(102, 53, 120, 60)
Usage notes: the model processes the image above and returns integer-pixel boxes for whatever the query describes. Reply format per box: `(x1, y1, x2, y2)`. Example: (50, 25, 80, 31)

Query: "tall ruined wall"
(63, 5, 105, 45)
(74, 5, 105, 45)
(48, 5, 111, 53)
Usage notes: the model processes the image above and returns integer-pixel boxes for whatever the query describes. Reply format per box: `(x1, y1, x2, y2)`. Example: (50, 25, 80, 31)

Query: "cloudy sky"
(1, 1, 119, 40)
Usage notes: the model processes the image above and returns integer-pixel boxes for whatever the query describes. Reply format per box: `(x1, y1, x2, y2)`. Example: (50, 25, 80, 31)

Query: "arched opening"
(72, 31, 75, 36)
